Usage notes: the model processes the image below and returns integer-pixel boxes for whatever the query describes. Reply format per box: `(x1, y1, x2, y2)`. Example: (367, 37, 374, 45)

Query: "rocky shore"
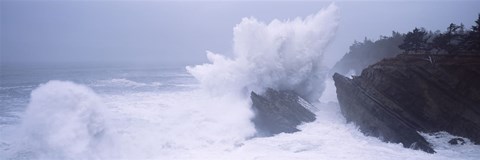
(333, 54, 480, 153)
(250, 88, 316, 137)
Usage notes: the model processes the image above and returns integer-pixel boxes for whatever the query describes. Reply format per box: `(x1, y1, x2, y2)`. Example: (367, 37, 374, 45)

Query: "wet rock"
(449, 138, 466, 145)
(250, 88, 316, 137)
(333, 54, 480, 153)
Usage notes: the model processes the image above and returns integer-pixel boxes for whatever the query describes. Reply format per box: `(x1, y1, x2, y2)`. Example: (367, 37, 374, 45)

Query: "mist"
(2, 1, 479, 67)
(2, 1, 480, 159)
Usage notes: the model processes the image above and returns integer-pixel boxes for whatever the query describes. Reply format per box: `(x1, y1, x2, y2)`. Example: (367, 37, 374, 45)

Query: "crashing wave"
(14, 81, 109, 159)
(187, 4, 339, 101)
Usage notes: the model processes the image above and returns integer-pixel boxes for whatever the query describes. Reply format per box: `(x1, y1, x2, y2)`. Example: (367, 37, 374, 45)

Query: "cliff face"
(251, 88, 316, 137)
(333, 54, 480, 153)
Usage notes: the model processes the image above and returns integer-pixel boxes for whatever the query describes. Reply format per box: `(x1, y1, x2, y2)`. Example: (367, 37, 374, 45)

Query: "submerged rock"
(449, 138, 466, 145)
(333, 54, 480, 153)
(250, 88, 316, 137)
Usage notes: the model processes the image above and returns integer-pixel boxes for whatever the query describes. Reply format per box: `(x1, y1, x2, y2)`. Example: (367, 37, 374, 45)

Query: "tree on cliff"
(335, 14, 480, 76)
(431, 23, 466, 54)
(464, 14, 480, 53)
(399, 28, 430, 54)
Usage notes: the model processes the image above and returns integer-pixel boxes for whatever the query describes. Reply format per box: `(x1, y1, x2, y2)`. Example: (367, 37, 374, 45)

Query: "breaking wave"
(187, 4, 339, 101)
(3, 3, 479, 160)
(6, 81, 110, 159)
(93, 78, 163, 87)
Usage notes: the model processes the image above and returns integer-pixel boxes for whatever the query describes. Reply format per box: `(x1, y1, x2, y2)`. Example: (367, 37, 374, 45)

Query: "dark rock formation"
(449, 138, 466, 145)
(251, 88, 316, 137)
(333, 54, 480, 153)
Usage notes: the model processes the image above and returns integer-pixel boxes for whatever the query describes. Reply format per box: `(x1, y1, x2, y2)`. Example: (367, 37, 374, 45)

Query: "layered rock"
(251, 88, 316, 136)
(333, 54, 480, 153)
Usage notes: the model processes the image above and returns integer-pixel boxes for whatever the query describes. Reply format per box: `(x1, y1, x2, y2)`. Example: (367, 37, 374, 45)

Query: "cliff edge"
(333, 54, 480, 153)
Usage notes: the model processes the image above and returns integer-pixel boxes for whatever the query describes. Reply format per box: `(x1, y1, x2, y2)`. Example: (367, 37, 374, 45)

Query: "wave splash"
(3, 4, 346, 159)
(13, 81, 109, 159)
(92, 78, 164, 87)
(187, 4, 339, 101)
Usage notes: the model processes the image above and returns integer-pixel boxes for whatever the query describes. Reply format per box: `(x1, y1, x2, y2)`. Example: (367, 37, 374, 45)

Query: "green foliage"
(463, 14, 480, 53)
(333, 14, 480, 75)
(399, 28, 430, 54)
(400, 14, 480, 54)
(431, 23, 466, 54)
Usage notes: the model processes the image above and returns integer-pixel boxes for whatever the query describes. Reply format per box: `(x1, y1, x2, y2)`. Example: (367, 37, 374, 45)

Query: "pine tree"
(431, 23, 464, 54)
(464, 14, 480, 53)
(399, 28, 430, 54)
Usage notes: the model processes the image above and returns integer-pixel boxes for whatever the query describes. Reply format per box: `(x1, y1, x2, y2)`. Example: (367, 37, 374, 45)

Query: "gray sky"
(1, 0, 479, 67)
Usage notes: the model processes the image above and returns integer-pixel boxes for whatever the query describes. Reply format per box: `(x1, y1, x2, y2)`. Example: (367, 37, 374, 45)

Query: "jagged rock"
(333, 54, 480, 153)
(250, 88, 316, 137)
(449, 138, 466, 145)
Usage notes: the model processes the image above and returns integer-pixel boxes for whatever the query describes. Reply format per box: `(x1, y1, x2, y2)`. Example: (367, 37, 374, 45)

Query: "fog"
(1, 1, 479, 67)
(2, 1, 480, 159)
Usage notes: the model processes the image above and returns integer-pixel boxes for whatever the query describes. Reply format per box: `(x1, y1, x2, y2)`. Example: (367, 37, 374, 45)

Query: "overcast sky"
(1, 0, 479, 67)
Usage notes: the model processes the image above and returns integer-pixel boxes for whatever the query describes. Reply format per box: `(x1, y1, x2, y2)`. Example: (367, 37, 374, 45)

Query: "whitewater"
(1, 4, 479, 160)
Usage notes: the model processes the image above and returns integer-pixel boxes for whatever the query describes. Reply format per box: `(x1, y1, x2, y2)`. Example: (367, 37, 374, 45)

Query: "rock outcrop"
(333, 54, 480, 153)
(251, 88, 316, 137)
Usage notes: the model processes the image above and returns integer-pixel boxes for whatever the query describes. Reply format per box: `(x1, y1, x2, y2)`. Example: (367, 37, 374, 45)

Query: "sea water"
(1, 64, 479, 160)
(2, 3, 480, 160)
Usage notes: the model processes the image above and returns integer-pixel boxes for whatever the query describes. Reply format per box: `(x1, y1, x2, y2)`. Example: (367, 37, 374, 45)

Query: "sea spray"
(16, 81, 109, 159)
(97, 90, 256, 159)
(187, 4, 339, 102)
(1, 3, 480, 159)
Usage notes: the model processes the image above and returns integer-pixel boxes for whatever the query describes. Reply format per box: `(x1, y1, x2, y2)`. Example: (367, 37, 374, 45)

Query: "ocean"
(1, 3, 480, 160)
(1, 64, 479, 160)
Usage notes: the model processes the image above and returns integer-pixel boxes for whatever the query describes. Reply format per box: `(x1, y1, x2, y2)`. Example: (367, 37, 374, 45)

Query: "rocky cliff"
(251, 88, 316, 137)
(333, 54, 480, 153)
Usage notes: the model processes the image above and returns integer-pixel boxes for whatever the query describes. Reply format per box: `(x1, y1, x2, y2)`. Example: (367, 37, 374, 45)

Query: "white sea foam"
(2, 3, 480, 160)
(187, 4, 339, 101)
(104, 89, 480, 160)
(109, 78, 147, 86)
(4, 81, 110, 159)
(92, 78, 164, 88)
(3, 80, 480, 159)
(318, 78, 338, 103)
(94, 78, 148, 87)
(0, 85, 36, 90)
(98, 90, 255, 159)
